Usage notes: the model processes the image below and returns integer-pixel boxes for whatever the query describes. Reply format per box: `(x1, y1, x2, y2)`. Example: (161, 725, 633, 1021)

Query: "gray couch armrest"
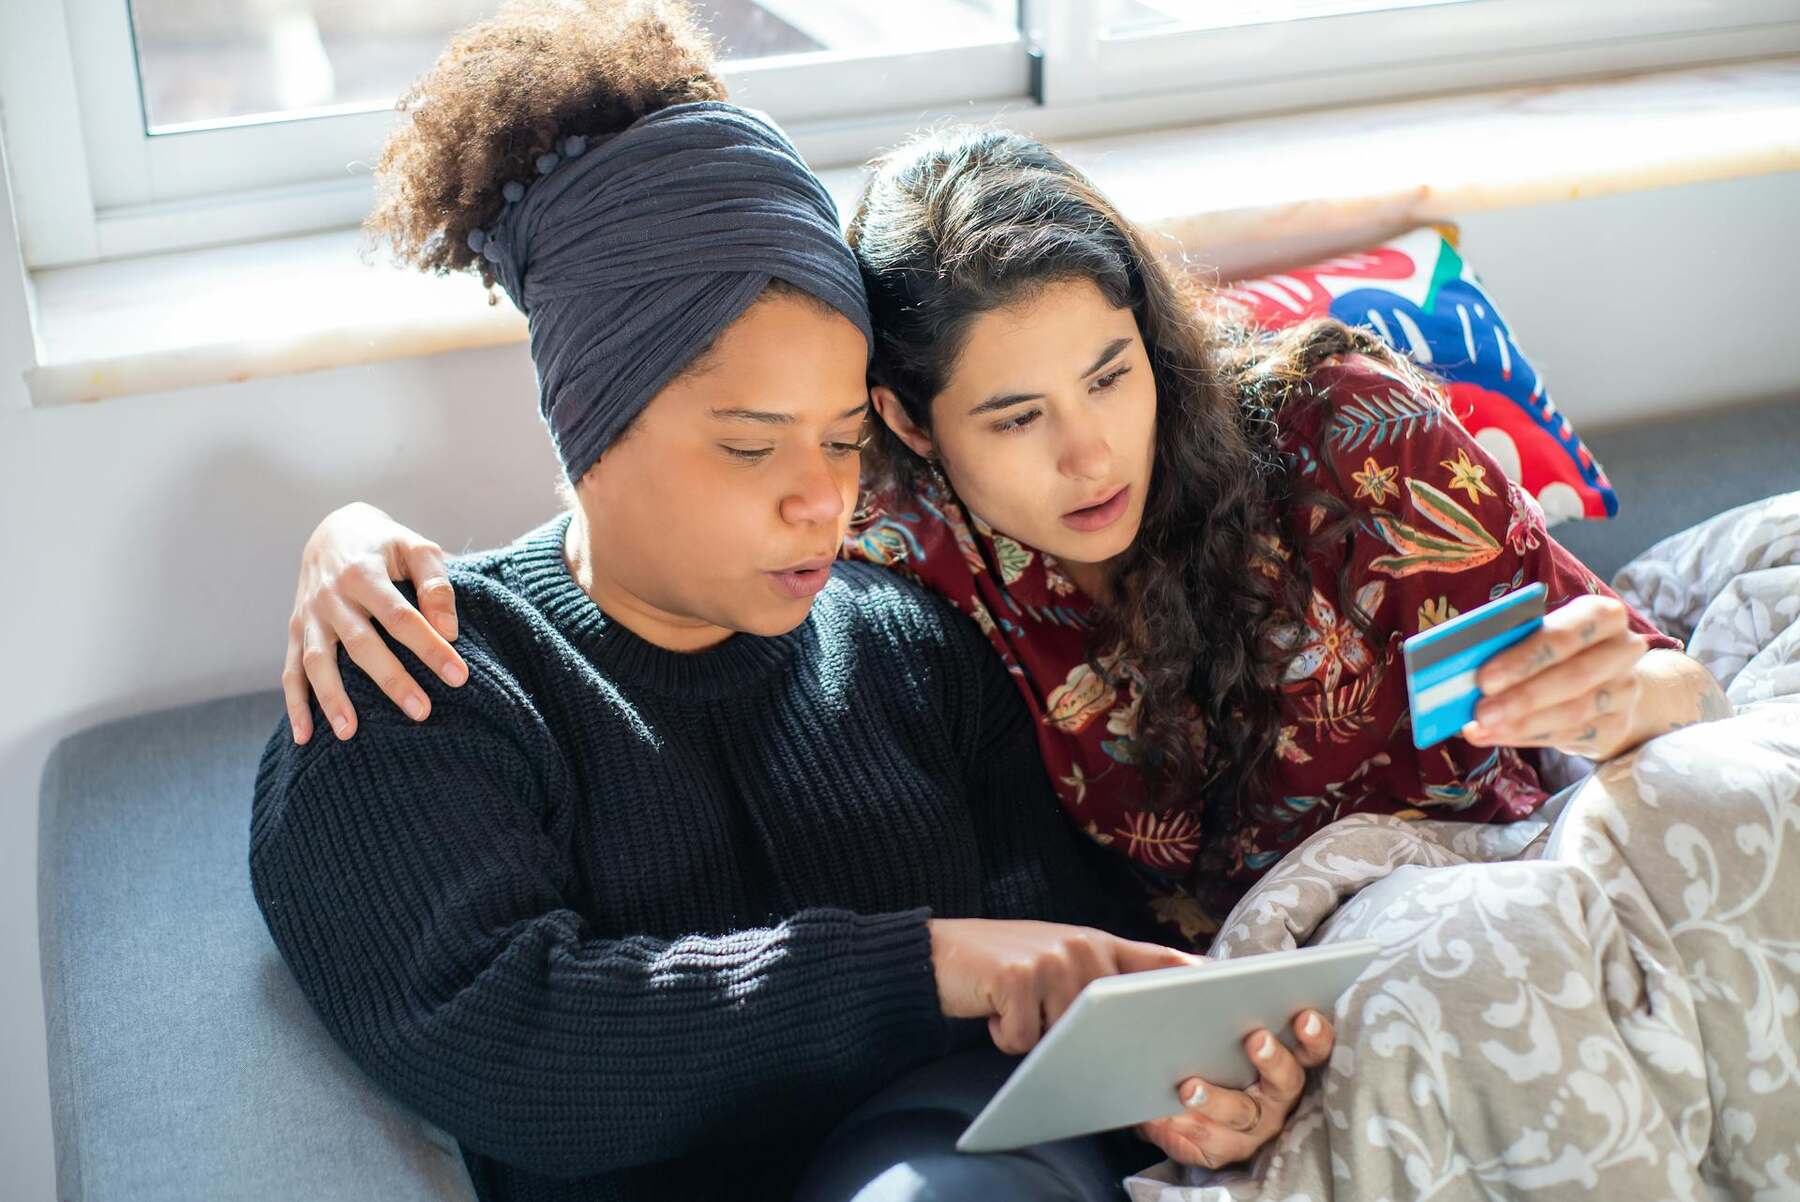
(39, 692, 478, 1202)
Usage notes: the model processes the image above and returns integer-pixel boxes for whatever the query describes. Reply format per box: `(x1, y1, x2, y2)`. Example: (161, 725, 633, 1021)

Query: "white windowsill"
(24, 55, 1800, 408)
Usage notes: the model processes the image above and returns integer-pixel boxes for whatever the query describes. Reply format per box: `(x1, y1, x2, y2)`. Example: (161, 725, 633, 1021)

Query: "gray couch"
(35, 394, 1798, 1201)
(38, 692, 477, 1202)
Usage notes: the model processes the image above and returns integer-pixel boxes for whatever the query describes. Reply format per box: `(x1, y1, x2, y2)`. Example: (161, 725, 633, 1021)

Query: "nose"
(779, 449, 849, 528)
(1057, 418, 1113, 484)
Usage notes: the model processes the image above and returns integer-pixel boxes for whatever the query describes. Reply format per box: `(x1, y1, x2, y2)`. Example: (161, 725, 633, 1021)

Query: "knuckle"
(343, 560, 384, 590)
(300, 647, 332, 671)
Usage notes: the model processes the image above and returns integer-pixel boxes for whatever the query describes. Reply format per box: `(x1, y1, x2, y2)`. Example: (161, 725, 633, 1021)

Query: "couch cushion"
(1210, 225, 1619, 527)
(38, 691, 476, 1202)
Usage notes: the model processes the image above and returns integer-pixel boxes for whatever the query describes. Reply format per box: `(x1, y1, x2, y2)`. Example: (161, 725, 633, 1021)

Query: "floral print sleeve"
(1236, 354, 1683, 878)
(1310, 354, 1679, 647)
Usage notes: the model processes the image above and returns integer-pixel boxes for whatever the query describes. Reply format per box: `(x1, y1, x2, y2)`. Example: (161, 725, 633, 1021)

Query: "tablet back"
(957, 940, 1379, 1153)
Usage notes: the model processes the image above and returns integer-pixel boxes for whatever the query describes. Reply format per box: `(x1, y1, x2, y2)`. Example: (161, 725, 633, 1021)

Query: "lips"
(1060, 484, 1131, 534)
(767, 555, 835, 600)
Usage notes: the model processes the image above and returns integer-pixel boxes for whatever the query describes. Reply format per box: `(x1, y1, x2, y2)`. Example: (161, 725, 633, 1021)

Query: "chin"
(737, 598, 818, 638)
(1044, 520, 1139, 567)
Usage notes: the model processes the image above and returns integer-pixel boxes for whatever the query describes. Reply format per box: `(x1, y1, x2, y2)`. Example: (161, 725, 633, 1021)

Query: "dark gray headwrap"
(469, 101, 872, 480)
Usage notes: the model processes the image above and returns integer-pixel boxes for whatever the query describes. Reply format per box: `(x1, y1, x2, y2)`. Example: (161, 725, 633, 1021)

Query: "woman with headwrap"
(245, 5, 1298, 1202)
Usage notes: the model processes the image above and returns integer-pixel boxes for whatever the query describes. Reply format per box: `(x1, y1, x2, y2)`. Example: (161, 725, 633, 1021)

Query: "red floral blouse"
(843, 354, 1681, 947)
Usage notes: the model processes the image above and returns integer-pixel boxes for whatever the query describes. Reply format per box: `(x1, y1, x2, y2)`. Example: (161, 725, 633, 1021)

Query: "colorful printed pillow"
(1212, 225, 1616, 525)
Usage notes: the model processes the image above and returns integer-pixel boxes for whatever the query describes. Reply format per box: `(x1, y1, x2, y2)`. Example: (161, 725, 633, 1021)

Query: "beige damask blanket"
(1127, 492, 1800, 1202)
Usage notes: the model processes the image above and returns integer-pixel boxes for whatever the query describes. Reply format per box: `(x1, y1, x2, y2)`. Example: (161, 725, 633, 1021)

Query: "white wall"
(1, 158, 1796, 1199)
(1456, 172, 1800, 429)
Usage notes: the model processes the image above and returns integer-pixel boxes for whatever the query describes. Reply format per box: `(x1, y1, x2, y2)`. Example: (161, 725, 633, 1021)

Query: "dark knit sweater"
(249, 515, 1130, 1202)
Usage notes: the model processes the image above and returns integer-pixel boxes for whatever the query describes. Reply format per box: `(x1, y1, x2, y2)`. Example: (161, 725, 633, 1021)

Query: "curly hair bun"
(368, 0, 725, 286)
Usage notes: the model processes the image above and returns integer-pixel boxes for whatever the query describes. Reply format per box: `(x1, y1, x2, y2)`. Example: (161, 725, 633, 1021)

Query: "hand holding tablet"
(1136, 996, 1338, 1171)
(957, 940, 1378, 1154)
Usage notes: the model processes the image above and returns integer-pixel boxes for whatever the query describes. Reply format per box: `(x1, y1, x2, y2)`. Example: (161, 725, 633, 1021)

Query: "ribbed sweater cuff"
(788, 907, 947, 1071)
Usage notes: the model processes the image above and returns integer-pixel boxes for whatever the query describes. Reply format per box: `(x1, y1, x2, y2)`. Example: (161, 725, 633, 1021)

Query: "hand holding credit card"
(1403, 583, 1548, 749)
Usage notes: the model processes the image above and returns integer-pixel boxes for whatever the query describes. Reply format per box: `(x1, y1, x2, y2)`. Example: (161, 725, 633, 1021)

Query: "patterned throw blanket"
(1127, 493, 1800, 1201)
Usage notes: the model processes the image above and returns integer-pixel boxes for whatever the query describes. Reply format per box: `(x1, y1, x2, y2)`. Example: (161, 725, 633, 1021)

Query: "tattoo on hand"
(1594, 688, 1612, 715)
(1575, 726, 1598, 747)
(1530, 645, 1555, 672)
(1580, 621, 1598, 644)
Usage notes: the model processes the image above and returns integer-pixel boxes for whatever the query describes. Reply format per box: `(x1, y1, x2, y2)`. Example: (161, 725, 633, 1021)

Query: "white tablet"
(956, 940, 1380, 1153)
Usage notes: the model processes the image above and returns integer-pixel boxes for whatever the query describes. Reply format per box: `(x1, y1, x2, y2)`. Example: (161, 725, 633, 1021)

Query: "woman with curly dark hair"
(833, 127, 1715, 936)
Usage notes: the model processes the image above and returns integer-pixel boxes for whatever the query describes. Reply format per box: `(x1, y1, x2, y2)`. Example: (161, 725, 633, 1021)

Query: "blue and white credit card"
(1402, 582, 1548, 749)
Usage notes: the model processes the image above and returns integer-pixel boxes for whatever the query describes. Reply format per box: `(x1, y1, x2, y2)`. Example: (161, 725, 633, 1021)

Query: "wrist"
(1619, 650, 1728, 756)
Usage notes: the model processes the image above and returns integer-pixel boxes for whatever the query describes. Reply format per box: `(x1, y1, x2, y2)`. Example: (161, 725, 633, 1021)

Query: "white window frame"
(1073, 0, 1800, 106)
(3, 0, 1797, 270)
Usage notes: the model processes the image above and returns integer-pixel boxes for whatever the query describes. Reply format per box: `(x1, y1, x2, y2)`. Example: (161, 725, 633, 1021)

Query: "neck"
(564, 506, 735, 653)
(1060, 556, 1117, 607)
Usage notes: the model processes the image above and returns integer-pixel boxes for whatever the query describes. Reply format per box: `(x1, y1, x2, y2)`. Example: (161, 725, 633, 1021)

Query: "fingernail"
(443, 660, 467, 686)
(1301, 1013, 1321, 1038)
(331, 713, 352, 738)
(1255, 1033, 1275, 1060)
(1182, 1082, 1207, 1108)
(404, 695, 428, 721)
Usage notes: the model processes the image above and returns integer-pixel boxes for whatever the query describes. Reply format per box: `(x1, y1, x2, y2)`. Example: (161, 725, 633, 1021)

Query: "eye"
(823, 422, 873, 459)
(992, 410, 1042, 434)
(1092, 365, 1131, 392)
(720, 445, 773, 464)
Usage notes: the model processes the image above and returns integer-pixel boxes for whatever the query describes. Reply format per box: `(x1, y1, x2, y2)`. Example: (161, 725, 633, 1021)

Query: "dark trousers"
(794, 1048, 1157, 1201)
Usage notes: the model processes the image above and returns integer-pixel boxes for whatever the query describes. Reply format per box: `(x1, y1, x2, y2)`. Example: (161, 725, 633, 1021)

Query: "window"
(1099, 0, 1469, 38)
(1036, 0, 1800, 107)
(128, 0, 1022, 132)
(6, 0, 1797, 268)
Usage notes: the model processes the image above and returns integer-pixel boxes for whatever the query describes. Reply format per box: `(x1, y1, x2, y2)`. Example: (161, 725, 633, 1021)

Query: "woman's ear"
(871, 386, 936, 462)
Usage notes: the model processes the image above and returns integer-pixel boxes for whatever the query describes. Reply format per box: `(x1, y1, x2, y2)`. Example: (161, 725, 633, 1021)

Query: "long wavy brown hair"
(848, 127, 1442, 836)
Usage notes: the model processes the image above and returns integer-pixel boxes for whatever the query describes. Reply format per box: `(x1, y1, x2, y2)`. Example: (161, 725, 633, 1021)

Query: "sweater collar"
(506, 512, 808, 699)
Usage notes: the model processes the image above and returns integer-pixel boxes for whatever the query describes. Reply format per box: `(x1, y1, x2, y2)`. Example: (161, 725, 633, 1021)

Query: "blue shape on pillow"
(1327, 269, 1618, 518)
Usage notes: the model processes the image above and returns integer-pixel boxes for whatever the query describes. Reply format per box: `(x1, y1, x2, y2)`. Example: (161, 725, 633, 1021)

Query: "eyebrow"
(967, 336, 1134, 416)
(709, 401, 870, 426)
